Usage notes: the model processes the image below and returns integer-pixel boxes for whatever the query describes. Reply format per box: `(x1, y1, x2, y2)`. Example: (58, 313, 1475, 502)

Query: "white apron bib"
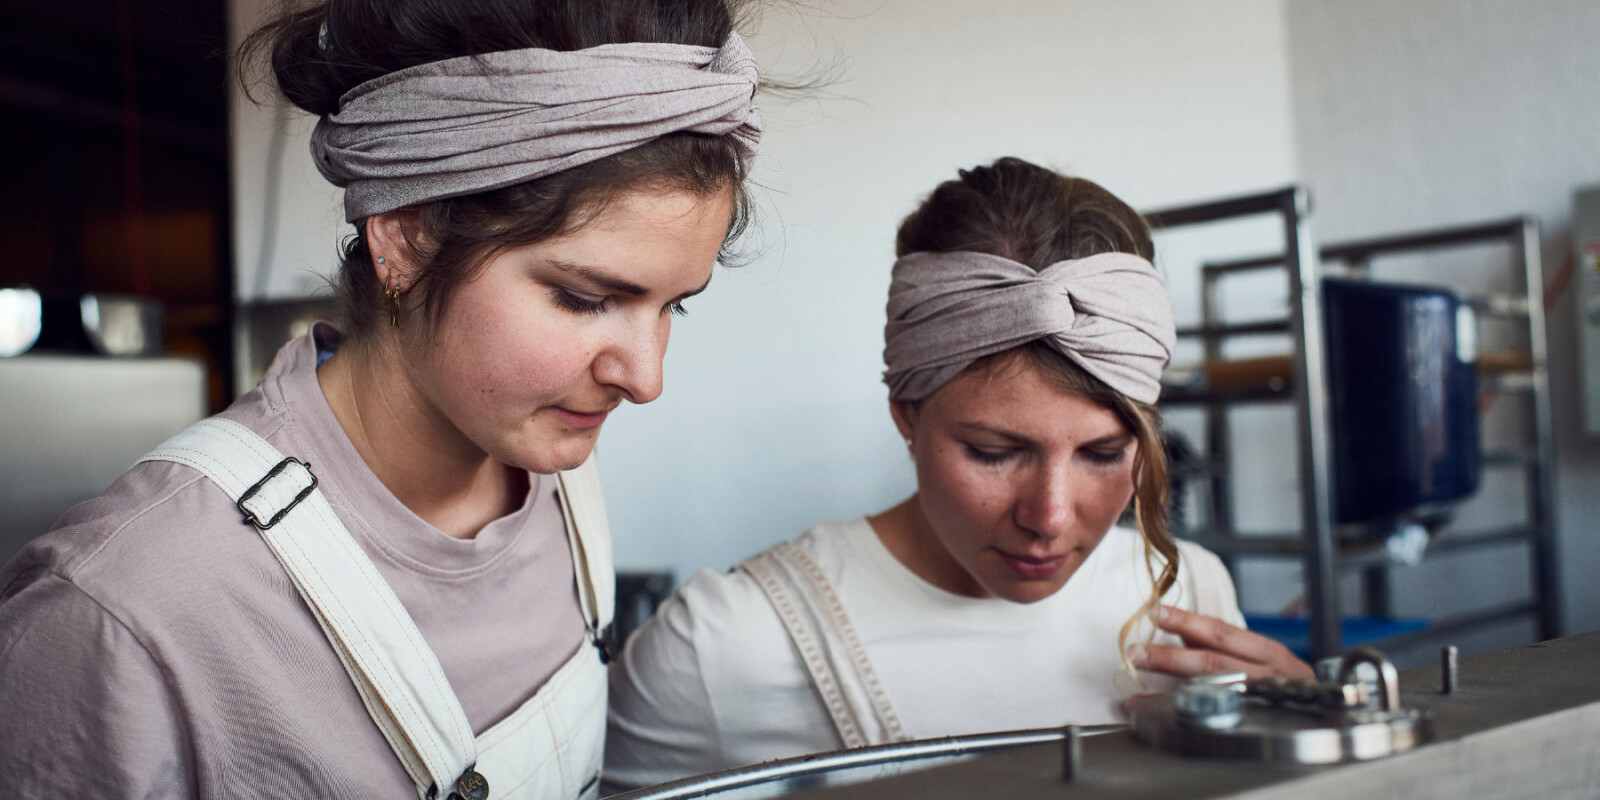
(140, 418, 614, 800)
(740, 542, 908, 749)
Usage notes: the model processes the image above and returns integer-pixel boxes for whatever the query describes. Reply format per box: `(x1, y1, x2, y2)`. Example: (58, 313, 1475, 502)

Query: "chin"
(507, 432, 599, 475)
(993, 579, 1069, 605)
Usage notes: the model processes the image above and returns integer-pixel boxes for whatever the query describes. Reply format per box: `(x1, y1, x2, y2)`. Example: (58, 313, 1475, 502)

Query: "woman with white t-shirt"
(603, 157, 1313, 791)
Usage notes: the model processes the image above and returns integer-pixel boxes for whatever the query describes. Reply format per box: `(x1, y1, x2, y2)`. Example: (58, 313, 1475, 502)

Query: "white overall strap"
(139, 418, 475, 799)
(739, 542, 908, 748)
(554, 455, 616, 652)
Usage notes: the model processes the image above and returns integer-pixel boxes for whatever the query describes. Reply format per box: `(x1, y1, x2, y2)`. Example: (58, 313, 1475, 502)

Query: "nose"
(1013, 464, 1075, 541)
(593, 314, 669, 404)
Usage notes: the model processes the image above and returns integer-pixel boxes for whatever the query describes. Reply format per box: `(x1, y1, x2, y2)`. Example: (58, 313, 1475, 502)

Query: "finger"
(1157, 605, 1284, 665)
(1133, 643, 1275, 679)
(1122, 692, 1158, 716)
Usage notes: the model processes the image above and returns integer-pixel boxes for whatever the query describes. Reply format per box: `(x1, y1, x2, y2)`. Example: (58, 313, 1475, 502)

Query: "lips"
(550, 406, 612, 430)
(995, 549, 1067, 581)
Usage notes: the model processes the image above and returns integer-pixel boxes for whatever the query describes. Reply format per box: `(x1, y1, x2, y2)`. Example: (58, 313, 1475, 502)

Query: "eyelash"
(552, 288, 607, 316)
(963, 444, 1013, 465)
(962, 444, 1129, 466)
(551, 290, 691, 318)
(1081, 447, 1129, 466)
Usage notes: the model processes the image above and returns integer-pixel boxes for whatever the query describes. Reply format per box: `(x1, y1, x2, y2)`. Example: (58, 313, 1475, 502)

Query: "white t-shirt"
(604, 518, 1244, 791)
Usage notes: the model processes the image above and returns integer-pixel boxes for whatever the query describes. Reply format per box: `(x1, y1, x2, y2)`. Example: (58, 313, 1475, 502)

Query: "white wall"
(1284, 0, 1600, 640)
(229, 0, 346, 301)
(227, 0, 1301, 583)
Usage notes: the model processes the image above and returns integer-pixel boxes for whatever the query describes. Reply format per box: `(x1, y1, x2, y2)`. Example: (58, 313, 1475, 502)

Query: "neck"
(317, 334, 523, 539)
(868, 496, 987, 598)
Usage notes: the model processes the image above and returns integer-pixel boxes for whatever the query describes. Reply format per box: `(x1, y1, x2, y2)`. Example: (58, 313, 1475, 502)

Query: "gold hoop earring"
(383, 279, 402, 327)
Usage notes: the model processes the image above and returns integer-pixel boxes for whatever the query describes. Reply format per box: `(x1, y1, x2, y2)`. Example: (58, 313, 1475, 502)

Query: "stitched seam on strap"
(207, 421, 460, 779)
(293, 498, 456, 779)
(556, 473, 604, 637)
(228, 419, 473, 771)
(779, 543, 909, 743)
(179, 421, 461, 786)
(741, 554, 864, 748)
(149, 425, 451, 780)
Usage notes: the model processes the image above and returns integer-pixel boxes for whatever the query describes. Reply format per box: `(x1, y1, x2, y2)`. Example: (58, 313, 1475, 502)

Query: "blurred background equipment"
(0, 353, 206, 564)
(1155, 190, 1559, 664)
(1575, 184, 1600, 436)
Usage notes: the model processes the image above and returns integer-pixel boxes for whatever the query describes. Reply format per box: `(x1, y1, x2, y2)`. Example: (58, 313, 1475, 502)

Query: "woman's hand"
(1130, 605, 1314, 680)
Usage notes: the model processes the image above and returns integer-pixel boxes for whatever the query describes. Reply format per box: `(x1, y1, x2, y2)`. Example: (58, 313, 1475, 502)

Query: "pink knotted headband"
(882, 250, 1176, 404)
(310, 33, 762, 221)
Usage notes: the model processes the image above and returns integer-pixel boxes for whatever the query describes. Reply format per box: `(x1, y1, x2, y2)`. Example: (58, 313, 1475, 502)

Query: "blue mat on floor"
(1243, 615, 1429, 661)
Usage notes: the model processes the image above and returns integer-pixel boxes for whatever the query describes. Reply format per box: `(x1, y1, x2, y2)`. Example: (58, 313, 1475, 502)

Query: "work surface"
(776, 631, 1600, 800)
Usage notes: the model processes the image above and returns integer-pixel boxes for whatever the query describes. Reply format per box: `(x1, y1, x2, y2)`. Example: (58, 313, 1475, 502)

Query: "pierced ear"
(364, 207, 424, 290)
(888, 400, 919, 445)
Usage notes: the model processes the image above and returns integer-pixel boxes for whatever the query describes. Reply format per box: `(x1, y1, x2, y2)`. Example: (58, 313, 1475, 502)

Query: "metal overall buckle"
(235, 457, 318, 530)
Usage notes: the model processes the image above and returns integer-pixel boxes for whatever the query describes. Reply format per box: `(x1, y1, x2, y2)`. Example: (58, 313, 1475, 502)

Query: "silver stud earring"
(376, 256, 386, 265)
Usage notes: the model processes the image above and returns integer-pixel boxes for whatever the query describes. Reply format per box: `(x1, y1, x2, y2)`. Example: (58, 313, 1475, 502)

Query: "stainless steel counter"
(609, 631, 1600, 800)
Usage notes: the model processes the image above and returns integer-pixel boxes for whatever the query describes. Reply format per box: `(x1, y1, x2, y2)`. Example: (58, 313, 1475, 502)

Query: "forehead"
(924, 360, 1129, 439)
(524, 188, 730, 282)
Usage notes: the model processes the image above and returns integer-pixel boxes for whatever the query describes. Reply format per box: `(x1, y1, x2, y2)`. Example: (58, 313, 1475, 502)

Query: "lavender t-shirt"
(0, 324, 589, 798)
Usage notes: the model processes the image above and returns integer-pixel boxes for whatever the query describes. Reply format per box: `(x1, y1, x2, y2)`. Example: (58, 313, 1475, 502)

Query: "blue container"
(1243, 615, 1430, 661)
(1322, 278, 1481, 524)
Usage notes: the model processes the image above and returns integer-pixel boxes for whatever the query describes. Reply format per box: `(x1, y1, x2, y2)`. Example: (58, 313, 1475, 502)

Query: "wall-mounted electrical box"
(1577, 186, 1600, 436)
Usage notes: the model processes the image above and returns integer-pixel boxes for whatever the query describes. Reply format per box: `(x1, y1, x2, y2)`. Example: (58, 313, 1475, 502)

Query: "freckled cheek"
(919, 449, 1011, 539)
(1080, 472, 1136, 527)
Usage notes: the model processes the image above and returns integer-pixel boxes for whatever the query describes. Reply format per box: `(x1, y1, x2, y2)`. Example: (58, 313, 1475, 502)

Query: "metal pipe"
(1200, 264, 1236, 545)
(1321, 217, 1529, 262)
(1518, 218, 1565, 640)
(1280, 188, 1341, 660)
(1146, 188, 1302, 229)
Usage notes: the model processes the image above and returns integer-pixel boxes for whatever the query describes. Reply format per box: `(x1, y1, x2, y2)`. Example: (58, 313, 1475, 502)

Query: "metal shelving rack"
(1148, 194, 1562, 661)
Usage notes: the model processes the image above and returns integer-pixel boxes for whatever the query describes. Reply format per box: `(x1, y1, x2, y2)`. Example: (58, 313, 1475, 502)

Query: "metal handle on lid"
(1338, 646, 1401, 711)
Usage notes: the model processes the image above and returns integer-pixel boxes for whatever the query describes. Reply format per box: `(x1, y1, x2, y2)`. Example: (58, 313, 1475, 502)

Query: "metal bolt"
(1061, 725, 1083, 783)
(1175, 683, 1242, 730)
(1442, 645, 1459, 694)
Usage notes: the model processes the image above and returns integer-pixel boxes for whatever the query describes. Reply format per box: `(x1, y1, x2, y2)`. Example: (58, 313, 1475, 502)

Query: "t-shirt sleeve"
(604, 578, 723, 794)
(0, 571, 195, 798)
(1174, 540, 1247, 629)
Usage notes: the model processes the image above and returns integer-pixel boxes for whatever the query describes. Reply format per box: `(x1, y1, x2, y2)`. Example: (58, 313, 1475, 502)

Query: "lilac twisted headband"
(309, 33, 762, 221)
(883, 250, 1177, 404)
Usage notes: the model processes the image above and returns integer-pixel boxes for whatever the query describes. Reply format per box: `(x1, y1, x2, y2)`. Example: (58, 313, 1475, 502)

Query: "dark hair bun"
(243, 0, 743, 116)
(896, 157, 1152, 268)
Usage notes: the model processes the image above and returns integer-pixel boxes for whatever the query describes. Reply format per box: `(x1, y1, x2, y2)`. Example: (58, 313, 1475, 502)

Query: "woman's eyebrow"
(546, 259, 648, 296)
(1082, 432, 1136, 448)
(676, 271, 713, 302)
(545, 259, 713, 301)
(951, 422, 1035, 445)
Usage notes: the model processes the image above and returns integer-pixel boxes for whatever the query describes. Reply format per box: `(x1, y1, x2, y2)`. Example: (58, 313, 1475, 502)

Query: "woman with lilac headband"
(0, 1, 762, 797)
(605, 157, 1311, 791)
